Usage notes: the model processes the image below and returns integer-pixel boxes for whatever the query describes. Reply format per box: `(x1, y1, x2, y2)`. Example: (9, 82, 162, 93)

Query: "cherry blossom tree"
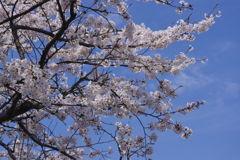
(0, 0, 220, 159)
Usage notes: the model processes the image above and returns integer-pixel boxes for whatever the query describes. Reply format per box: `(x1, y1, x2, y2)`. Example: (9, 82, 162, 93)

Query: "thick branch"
(15, 25, 68, 41)
(18, 122, 76, 160)
(0, 0, 51, 25)
(0, 140, 16, 160)
(11, 0, 26, 58)
(16, 25, 55, 37)
(38, 1, 77, 68)
(6, 93, 21, 118)
(0, 101, 44, 124)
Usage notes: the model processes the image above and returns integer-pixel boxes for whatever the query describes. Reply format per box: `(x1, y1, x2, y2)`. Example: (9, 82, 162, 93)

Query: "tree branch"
(0, 0, 51, 25)
(0, 140, 16, 160)
(38, 1, 77, 68)
(18, 122, 76, 160)
(0, 101, 44, 124)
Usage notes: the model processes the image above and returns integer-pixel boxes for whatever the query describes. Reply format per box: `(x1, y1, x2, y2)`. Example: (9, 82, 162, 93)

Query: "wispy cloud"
(212, 41, 239, 53)
(172, 66, 215, 93)
(223, 81, 240, 98)
(107, 14, 125, 27)
(219, 41, 232, 52)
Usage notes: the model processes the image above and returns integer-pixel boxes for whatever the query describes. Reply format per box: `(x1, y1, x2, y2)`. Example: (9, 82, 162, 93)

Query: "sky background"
(109, 0, 240, 159)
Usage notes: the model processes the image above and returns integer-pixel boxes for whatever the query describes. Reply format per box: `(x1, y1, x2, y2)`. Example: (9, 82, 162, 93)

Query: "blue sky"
(118, 0, 240, 159)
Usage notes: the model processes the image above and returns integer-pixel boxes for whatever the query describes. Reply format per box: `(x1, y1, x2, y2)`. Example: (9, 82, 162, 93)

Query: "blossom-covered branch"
(0, 0, 220, 159)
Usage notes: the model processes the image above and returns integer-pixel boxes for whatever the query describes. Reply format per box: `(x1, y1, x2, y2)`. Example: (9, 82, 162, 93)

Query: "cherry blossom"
(0, 0, 220, 159)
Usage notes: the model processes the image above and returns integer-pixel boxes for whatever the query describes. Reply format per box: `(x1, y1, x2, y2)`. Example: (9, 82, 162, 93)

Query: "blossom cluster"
(1, 59, 53, 105)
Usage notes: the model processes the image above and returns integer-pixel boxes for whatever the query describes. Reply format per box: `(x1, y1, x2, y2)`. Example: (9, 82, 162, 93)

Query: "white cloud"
(212, 41, 239, 53)
(220, 41, 232, 52)
(171, 66, 214, 93)
(223, 81, 240, 98)
(107, 14, 125, 27)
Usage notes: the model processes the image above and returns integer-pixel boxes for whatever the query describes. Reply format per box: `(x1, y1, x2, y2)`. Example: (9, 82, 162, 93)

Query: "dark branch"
(38, 0, 77, 68)
(18, 122, 76, 160)
(0, 0, 51, 25)
(0, 140, 16, 160)
(0, 101, 44, 124)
